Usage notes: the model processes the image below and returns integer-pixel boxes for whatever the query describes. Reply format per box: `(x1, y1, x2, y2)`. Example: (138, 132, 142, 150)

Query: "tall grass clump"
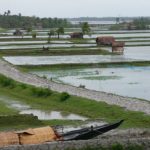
(19, 83, 27, 89)
(60, 92, 70, 101)
(0, 74, 15, 88)
(31, 87, 52, 97)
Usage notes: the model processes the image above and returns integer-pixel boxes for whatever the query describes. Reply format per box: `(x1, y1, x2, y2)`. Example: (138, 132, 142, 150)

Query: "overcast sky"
(0, 0, 150, 18)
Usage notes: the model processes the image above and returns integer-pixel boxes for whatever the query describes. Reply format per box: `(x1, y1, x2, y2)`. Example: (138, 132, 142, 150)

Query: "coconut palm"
(7, 10, 11, 16)
(47, 29, 55, 43)
(56, 27, 64, 39)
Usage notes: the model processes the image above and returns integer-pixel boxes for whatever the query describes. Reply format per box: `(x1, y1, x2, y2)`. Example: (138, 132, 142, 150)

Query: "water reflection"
(20, 110, 87, 120)
(0, 96, 87, 120)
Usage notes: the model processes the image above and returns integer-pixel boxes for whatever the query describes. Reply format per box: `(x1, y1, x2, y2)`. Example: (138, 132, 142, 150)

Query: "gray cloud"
(0, 0, 149, 18)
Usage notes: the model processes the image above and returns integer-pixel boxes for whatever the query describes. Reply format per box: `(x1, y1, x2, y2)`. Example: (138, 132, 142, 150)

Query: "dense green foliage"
(81, 22, 91, 35)
(133, 17, 150, 29)
(0, 14, 71, 28)
(60, 92, 70, 101)
(56, 27, 65, 39)
(0, 115, 43, 130)
(31, 87, 52, 97)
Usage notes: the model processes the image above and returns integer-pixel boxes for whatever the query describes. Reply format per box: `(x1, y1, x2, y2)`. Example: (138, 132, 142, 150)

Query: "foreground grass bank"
(0, 74, 150, 130)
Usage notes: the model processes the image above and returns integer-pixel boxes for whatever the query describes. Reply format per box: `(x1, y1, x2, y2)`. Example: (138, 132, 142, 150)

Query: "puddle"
(0, 95, 87, 120)
(19, 110, 87, 120)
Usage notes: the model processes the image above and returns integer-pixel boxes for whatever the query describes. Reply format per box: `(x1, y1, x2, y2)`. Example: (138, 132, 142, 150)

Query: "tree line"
(0, 11, 71, 29)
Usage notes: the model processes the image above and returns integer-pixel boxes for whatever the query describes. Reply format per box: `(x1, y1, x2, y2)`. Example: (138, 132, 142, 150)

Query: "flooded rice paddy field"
(3, 55, 136, 65)
(1, 29, 150, 103)
(1, 31, 150, 39)
(31, 66, 150, 101)
(3, 46, 150, 65)
(0, 41, 150, 49)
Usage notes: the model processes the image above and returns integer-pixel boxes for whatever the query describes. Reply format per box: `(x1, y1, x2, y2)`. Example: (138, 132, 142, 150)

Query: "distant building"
(70, 32, 83, 39)
(96, 36, 115, 45)
(112, 42, 125, 54)
(96, 36, 125, 54)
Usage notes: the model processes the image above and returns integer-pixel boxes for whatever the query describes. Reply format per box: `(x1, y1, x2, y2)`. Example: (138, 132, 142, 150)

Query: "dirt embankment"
(0, 59, 150, 115)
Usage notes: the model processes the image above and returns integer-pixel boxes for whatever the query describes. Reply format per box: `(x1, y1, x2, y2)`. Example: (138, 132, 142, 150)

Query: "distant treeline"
(0, 14, 71, 29)
(68, 17, 135, 22)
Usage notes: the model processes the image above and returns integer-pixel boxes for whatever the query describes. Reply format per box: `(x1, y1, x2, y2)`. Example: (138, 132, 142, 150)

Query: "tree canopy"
(56, 27, 64, 39)
(81, 22, 91, 35)
(0, 13, 71, 29)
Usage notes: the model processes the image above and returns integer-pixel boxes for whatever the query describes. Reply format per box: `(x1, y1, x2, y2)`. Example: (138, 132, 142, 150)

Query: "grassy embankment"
(0, 47, 112, 57)
(0, 74, 150, 131)
(19, 61, 150, 72)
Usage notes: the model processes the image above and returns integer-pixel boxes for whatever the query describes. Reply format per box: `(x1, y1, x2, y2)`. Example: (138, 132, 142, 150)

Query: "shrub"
(31, 87, 52, 97)
(0, 75, 15, 88)
(79, 84, 85, 88)
(111, 144, 123, 150)
(60, 92, 70, 101)
(19, 83, 27, 89)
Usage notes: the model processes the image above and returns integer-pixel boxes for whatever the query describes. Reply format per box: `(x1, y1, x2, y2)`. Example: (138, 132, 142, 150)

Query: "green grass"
(0, 48, 112, 57)
(0, 74, 150, 129)
(0, 114, 44, 131)
(0, 101, 17, 115)
(69, 38, 90, 44)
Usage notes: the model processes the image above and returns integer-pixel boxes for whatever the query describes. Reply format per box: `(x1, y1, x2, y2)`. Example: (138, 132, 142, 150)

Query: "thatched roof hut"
(70, 32, 83, 39)
(96, 36, 115, 45)
(112, 41, 125, 54)
(0, 132, 19, 147)
(17, 126, 59, 145)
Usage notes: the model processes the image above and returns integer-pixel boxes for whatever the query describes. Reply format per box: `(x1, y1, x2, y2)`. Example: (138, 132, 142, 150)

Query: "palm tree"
(7, 10, 11, 16)
(47, 29, 55, 43)
(56, 27, 64, 39)
(81, 22, 91, 35)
